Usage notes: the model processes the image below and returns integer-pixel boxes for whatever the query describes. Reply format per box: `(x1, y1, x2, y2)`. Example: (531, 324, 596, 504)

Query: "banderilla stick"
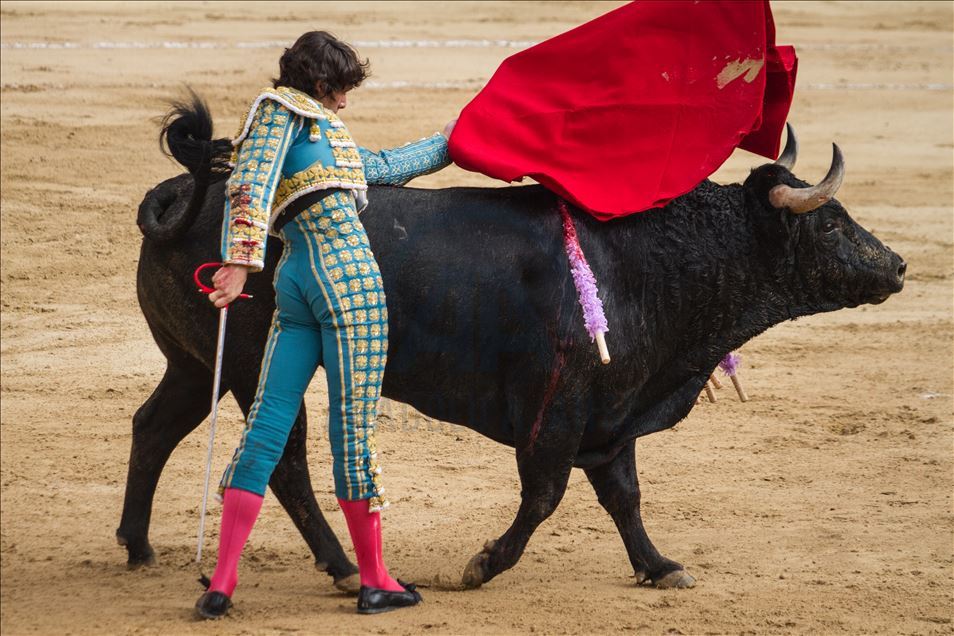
(718, 352, 750, 402)
(596, 331, 610, 365)
(730, 372, 749, 402)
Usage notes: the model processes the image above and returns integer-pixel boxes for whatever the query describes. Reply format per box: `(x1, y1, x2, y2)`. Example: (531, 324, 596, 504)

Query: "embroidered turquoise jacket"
(221, 86, 450, 271)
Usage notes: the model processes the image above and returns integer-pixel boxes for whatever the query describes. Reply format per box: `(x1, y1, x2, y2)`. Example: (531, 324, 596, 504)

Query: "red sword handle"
(193, 262, 253, 300)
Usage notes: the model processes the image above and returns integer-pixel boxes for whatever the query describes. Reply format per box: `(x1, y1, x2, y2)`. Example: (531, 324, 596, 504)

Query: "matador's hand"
(209, 264, 250, 308)
(442, 118, 458, 139)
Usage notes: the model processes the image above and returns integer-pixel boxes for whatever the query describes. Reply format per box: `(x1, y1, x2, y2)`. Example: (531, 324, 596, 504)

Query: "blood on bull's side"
(117, 95, 906, 592)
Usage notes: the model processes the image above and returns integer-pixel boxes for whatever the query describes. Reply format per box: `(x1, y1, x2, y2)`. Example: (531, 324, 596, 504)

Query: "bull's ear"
(743, 164, 800, 255)
(745, 163, 791, 204)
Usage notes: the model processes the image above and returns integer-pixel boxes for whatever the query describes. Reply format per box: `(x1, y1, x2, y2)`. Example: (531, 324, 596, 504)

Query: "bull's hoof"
(126, 553, 157, 570)
(653, 569, 696, 589)
(461, 553, 487, 589)
(462, 539, 496, 589)
(634, 569, 650, 585)
(117, 531, 156, 569)
(315, 560, 361, 596)
(333, 573, 362, 595)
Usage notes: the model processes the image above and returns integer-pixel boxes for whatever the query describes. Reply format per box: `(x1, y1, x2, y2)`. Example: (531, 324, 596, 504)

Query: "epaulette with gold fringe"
(232, 86, 333, 147)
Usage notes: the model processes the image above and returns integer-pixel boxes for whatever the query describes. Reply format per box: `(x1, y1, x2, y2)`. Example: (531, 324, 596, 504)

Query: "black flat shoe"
(195, 591, 232, 620)
(356, 583, 423, 615)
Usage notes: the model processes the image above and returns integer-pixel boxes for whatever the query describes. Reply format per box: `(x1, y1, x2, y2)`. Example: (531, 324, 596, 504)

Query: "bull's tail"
(137, 88, 232, 243)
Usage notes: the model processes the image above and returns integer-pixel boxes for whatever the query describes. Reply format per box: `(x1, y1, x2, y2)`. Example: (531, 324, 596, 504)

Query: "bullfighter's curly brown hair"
(272, 31, 370, 99)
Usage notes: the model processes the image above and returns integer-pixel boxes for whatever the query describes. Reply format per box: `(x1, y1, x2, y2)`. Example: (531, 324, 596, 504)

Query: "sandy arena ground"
(1, 2, 952, 634)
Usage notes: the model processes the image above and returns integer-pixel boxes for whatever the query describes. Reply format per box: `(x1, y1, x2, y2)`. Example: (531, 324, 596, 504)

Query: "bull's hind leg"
(117, 356, 217, 567)
(584, 440, 695, 589)
(462, 394, 584, 588)
(229, 381, 359, 592)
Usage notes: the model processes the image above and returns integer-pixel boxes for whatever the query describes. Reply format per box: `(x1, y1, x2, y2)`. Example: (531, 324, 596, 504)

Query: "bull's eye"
(822, 221, 838, 234)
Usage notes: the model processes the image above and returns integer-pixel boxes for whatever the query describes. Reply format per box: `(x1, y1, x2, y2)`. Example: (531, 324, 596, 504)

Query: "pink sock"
(338, 498, 404, 592)
(208, 488, 264, 597)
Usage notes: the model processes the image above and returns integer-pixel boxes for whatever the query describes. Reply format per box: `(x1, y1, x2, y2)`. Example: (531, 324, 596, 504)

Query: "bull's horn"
(768, 143, 845, 214)
(774, 123, 798, 170)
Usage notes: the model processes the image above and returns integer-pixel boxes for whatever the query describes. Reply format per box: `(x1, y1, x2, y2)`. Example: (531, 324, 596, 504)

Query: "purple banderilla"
(558, 200, 608, 342)
(719, 351, 741, 376)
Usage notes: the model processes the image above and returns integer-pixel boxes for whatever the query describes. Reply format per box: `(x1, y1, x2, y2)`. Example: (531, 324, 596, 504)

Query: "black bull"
(118, 106, 906, 592)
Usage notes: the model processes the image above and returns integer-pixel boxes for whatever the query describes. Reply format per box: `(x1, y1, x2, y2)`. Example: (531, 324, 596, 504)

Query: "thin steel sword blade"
(196, 305, 228, 566)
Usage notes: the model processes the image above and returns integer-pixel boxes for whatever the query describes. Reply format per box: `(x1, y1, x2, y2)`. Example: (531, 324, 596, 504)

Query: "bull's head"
(744, 125, 906, 312)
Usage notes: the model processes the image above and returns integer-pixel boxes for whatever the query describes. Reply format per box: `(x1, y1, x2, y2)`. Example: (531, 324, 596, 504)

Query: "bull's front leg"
(584, 440, 695, 588)
(461, 391, 585, 588)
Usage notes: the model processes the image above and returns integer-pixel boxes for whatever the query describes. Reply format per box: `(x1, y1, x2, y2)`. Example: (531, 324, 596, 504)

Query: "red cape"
(448, 0, 797, 220)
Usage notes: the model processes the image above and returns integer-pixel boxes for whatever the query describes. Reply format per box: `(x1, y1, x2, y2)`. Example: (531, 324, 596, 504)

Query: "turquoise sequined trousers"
(220, 191, 389, 511)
